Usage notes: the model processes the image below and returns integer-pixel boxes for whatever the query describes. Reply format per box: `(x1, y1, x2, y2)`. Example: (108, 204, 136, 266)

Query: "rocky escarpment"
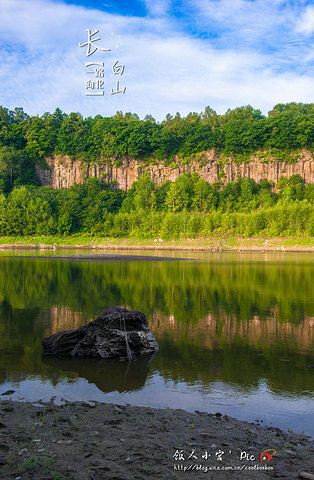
(35, 149, 314, 191)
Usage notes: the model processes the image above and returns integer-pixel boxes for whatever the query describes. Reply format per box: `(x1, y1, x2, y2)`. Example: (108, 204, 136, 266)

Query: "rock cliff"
(35, 150, 314, 191)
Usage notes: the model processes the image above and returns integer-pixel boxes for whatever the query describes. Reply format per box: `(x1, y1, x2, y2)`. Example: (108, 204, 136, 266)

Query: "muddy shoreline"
(0, 399, 313, 480)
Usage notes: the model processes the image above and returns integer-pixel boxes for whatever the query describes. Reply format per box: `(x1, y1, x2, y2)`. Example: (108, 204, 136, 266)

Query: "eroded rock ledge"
(36, 150, 314, 190)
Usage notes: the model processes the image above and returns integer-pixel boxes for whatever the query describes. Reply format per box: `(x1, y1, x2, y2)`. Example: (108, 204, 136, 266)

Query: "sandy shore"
(0, 399, 313, 480)
(1, 236, 314, 252)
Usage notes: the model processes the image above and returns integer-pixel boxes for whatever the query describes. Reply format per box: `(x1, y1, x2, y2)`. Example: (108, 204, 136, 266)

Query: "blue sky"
(1, 0, 314, 121)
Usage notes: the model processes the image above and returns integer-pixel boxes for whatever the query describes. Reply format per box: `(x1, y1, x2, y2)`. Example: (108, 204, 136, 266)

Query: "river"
(0, 249, 313, 437)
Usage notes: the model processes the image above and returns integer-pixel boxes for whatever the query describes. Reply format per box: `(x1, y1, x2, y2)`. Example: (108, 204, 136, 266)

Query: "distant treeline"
(1, 102, 314, 194)
(1, 174, 314, 238)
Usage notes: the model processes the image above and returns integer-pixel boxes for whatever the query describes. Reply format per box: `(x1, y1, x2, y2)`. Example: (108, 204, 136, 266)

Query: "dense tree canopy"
(1, 103, 314, 174)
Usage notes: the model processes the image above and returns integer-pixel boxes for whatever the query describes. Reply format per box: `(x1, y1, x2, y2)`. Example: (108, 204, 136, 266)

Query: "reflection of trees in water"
(0, 255, 314, 395)
(153, 334, 314, 397)
(0, 256, 314, 323)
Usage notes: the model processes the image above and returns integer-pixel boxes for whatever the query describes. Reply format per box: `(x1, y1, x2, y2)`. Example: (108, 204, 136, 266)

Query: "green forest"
(1, 102, 314, 238)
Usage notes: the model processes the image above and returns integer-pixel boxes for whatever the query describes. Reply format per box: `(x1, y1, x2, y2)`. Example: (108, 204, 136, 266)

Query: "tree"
(222, 106, 266, 154)
(24, 116, 50, 159)
(277, 174, 304, 190)
(155, 180, 172, 211)
(200, 106, 220, 127)
(58, 211, 72, 236)
(238, 178, 258, 212)
(5, 186, 32, 234)
(26, 198, 55, 235)
(120, 183, 137, 213)
(56, 189, 82, 233)
(0, 106, 27, 150)
(0, 147, 16, 181)
(0, 194, 7, 234)
(304, 183, 314, 203)
(144, 114, 156, 123)
(193, 178, 218, 212)
(0, 146, 37, 193)
(127, 121, 160, 158)
(266, 103, 314, 149)
(219, 181, 240, 212)
(56, 112, 90, 158)
(166, 173, 193, 212)
(133, 172, 156, 212)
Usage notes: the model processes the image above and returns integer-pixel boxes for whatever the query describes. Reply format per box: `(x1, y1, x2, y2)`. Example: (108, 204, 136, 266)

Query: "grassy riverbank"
(0, 235, 314, 252)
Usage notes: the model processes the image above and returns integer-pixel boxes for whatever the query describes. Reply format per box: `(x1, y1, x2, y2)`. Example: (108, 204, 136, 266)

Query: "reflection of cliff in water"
(148, 310, 314, 396)
(39, 305, 314, 395)
(41, 355, 153, 394)
(149, 310, 314, 354)
(39, 304, 133, 337)
(38, 306, 86, 337)
(40, 305, 314, 355)
(0, 301, 313, 397)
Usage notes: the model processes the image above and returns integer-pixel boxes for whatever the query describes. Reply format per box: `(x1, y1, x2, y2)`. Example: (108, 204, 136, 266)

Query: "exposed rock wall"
(35, 150, 314, 191)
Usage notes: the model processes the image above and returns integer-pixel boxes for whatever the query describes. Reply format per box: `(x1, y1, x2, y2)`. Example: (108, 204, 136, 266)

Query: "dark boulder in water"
(42, 306, 158, 360)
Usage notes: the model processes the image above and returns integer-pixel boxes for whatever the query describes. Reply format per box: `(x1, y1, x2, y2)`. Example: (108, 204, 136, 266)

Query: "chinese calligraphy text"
(79, 29, 126, 97)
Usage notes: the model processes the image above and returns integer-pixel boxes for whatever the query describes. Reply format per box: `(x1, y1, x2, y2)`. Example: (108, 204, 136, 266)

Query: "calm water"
(0, 249, 314, 437)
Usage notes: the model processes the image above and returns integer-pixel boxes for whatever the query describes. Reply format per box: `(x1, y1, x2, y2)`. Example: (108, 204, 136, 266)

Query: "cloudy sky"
(0, 0, 314, 121)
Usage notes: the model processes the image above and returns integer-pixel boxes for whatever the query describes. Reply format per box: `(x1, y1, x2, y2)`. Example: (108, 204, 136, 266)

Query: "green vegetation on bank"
(0, 173, 314, 239)
(1, 102, 314, 195)
(1, 102, 314, 239)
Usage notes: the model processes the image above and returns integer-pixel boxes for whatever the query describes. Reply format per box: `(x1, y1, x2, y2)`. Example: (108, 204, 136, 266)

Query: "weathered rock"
(42, 306, 158, 360)
(36, 150, 314, 191)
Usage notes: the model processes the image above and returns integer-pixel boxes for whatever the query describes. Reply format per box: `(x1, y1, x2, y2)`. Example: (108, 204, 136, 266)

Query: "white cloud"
(0, 0, 313, 121)
(187, 0, 302, 54)
(190, 0, 285, 29)
(141, 0, 170, 17)
(295, 5, 314, 36)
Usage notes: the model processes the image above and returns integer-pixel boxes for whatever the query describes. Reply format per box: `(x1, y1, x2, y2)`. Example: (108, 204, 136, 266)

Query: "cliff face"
(35, 150, 314, 191)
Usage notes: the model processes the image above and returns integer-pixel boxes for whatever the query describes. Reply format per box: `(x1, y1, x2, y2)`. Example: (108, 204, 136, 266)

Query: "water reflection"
(0, 252, 314, 436)
(41, 356, 153, 393)
(1, 302, 313, 398)
(149, 311, 314, 354)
